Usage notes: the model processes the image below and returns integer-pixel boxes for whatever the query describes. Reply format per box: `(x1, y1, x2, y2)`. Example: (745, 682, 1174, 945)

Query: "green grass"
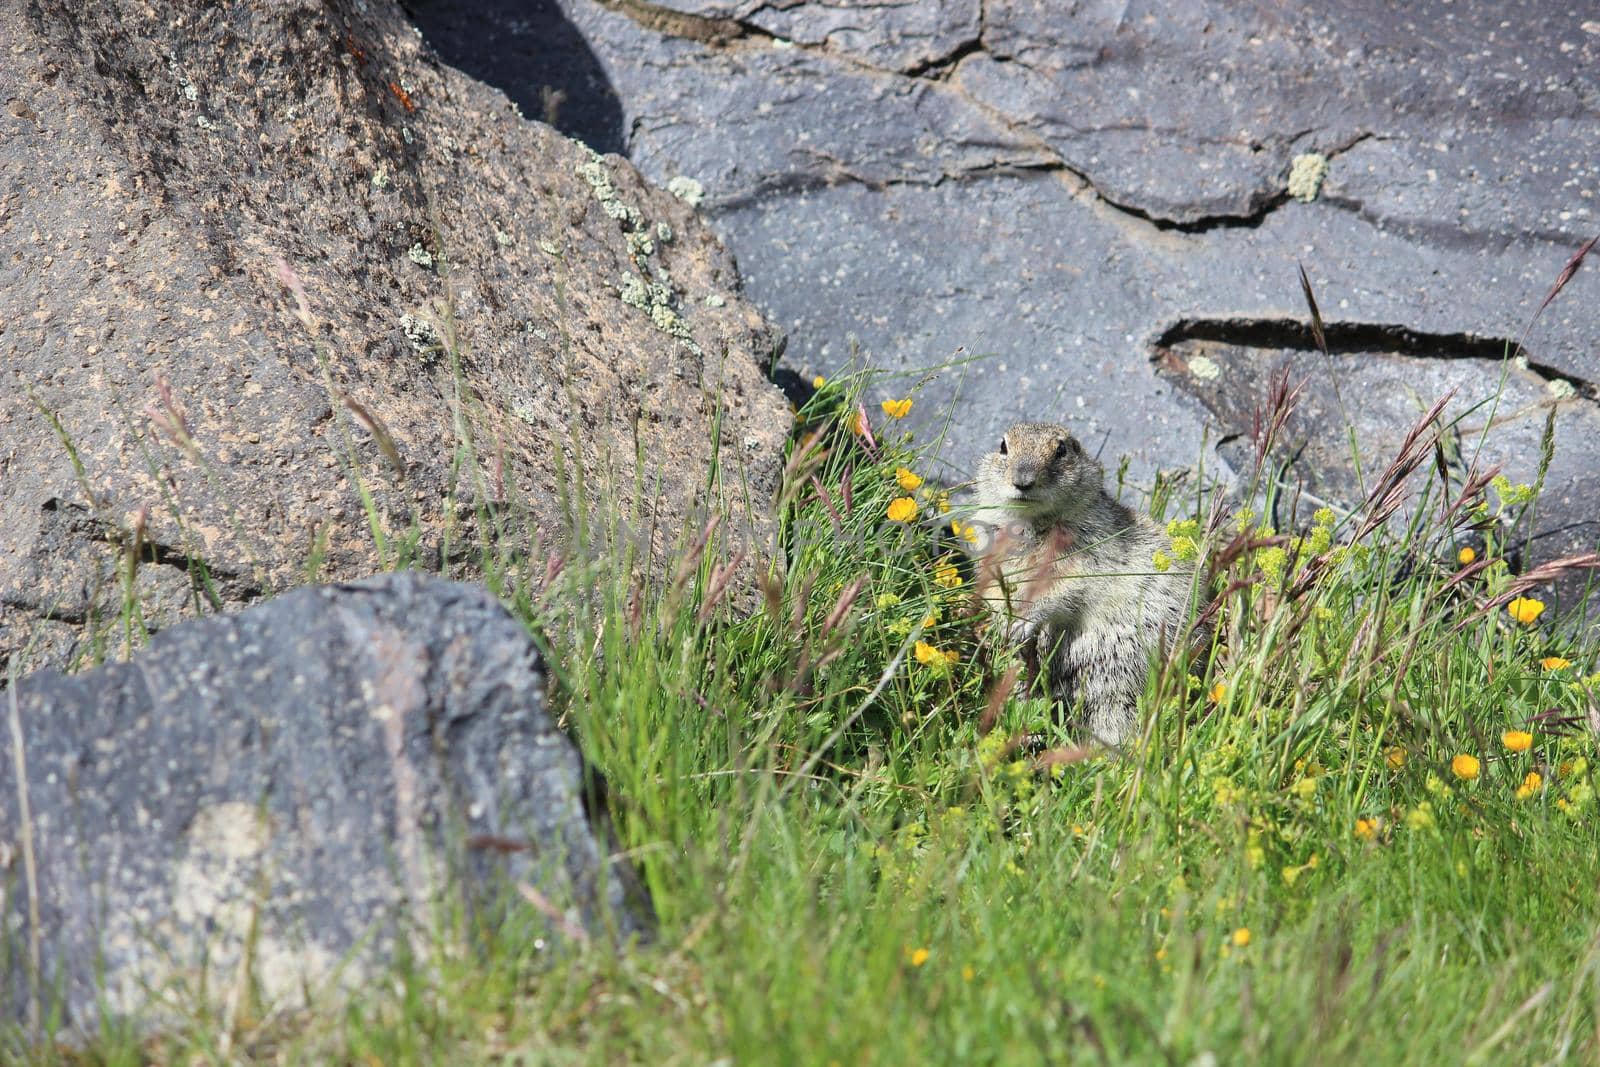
(18, 363, 1600, 1067)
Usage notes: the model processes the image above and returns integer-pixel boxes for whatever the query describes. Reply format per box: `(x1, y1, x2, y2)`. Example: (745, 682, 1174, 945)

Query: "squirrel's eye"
(999, 438, 1008, 455)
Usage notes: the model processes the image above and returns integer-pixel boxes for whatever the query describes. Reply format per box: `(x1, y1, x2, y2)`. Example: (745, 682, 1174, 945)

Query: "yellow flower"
(961, 965, 975, 982)
(913, 642, 958, 668)
(881, 397, 913, 419)
(1231, 927, 1251, 948)
(1354, 817, 1379, 841)
(1542, 656, 1572, 670)
(1516, 772, 1543, 800)
(951, 519, 979, 544)
(1152, 549, 1173, 572)
(886, 497, 918, 523)
(1405, 802, 1435, 830)
(1208, 681, 1227, 704)
(907, 947, 930, 967)
(1451, 754, 1481, 781)
(1291, 776, 1317, 800)
(1507, 596, 1546, 625)
(1385, 746, 1407, 771)
(895, 467, 924, 491)
(933, 560, 963, 588)
(1457, 546, 1477, 565)
(1501, 730, 1534, 753)
(812, 374, 827, 389)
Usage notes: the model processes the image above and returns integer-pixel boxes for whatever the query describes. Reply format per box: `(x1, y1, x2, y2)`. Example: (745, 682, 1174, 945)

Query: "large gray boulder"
(0, 573, 646, 1041)
(0, 0, 790, 676)
(408, 0, 1600, 600)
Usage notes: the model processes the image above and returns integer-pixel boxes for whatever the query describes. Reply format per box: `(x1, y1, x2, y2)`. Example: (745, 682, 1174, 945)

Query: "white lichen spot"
(1288, 152, 1330, 202)
(512, 397, 539, 425)
(195, 114, 218, 131)
(402, 125, 413, 145)
(494, 227, 513, 247)
(704, 293, 726, 308)
(1188, 355, 1222, 381)
(666, 176, 704, 207)
(1546, 378, 1578, 400)
(538, 238, 561, 256)
(371, 165, 390, 190)
(656, 221, 674, 244)
(627, 231, 655, 257)
(399, 311, 440, 354)
(407, 243, 435, 269)
(182, 82, 199, 103)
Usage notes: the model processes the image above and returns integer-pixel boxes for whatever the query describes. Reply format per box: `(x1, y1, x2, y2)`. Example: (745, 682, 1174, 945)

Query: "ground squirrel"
(971, 422, 1200, 747)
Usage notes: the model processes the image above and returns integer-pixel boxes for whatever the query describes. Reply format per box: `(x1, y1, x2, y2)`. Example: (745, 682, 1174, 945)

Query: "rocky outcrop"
(0, 573, 647, 1039)
(0, 0, 790, 675)
(409, 0, 1600, 600)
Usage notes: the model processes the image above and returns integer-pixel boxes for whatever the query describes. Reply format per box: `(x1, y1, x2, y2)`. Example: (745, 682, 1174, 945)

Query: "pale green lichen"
(577, 151, 644, 229)
(656, 221, 674, 244)
(667, 176, 704, 206)
(618, 273, 699, 354)
(371, 165, 390, 190)
(399, 312, 440, 354)
(538, 238, 561, 256)
(494, 227, 513, 247)
(407, 243, 434, 268)
(627, 231, 655, 257)
(1547, 379, 1578, 401)
(1188, 355, 1221, 381)
(704, 294, 726, 308)
(1288, 153, 1329, 202)
(511, 397, 540, 426)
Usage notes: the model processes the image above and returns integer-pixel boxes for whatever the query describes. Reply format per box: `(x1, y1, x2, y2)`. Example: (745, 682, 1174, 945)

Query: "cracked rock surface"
(1, 572, 648, 1038)
(0, 0, 789, 674)
(409, 0, 1600, 603)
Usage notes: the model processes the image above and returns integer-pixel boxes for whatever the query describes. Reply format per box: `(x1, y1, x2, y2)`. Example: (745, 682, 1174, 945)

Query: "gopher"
(971, 422, 1201, 746)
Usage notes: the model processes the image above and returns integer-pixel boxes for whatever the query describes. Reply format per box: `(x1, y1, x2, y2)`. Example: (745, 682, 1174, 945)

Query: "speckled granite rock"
(0, 572, 647, 1040)
(0, 0, 789, 674)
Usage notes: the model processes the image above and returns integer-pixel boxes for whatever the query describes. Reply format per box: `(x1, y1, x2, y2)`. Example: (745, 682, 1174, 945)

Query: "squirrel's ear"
(999, 437, 1008, 455)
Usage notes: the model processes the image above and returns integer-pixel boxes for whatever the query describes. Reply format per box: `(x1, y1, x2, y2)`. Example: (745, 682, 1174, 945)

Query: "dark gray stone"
(0, 573, 647, 1041)
(407, 0, 1600, 606)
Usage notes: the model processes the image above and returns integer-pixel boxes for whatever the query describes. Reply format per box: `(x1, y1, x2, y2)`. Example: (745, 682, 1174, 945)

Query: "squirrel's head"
(976, 422, 1102, 520)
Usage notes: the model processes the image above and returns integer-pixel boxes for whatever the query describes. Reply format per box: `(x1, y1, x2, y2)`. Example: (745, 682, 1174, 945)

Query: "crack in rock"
(1152, 317, 1594, 398)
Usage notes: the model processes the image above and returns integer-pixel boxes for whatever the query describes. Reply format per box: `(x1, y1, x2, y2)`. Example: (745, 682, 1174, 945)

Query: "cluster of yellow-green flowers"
(1152, 517, 1202, 573)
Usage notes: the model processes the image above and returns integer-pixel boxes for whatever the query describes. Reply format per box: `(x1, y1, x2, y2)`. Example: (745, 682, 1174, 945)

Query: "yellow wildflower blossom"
(934, 560, 963, 589)
(1451, 754, 1480, 781)
(895, 467, 924, 491)
(1208, 681, 1227, 704)
(1542, 656, 1572, 670)
(1507, 597, 1546, 625)
(951, 519, 979, 544)
(1501, 730, 1534, 753)
(1231, 927, 1251, 948)
(812, 375, 827, 389)
(908, 947, 930, 967)
(1516, 772, 1543, 800)
(1457, 546, 1476, 565)
(1354, 817, 1379, 841)
(1385, 746, 1407, 771)
(886, 497, 918, 523)
(881, 397, 913, 419)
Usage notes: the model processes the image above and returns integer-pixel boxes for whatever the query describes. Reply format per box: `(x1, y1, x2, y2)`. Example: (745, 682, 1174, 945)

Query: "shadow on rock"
(403, 0, 626, 154)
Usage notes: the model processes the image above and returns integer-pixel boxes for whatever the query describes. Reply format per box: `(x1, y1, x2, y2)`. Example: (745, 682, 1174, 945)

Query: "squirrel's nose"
(1012, 474, 1035, 491)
